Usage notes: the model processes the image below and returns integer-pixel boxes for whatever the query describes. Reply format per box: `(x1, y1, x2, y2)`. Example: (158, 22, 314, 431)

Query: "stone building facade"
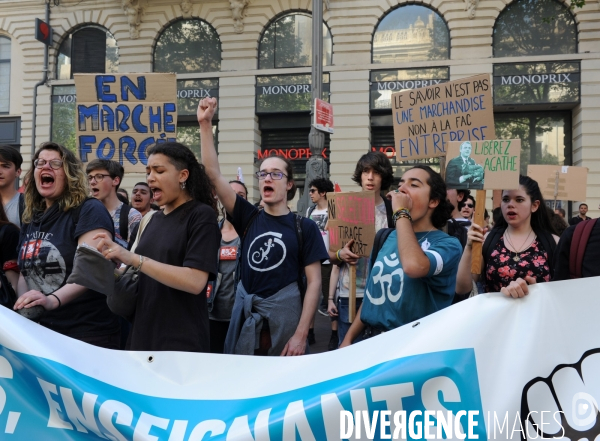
(0, 0, 598, 214)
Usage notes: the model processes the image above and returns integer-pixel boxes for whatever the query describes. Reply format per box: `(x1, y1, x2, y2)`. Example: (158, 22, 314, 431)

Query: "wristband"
(49, 293, 61, 308)
(336, 249, 342, 262)
(134, 254, 145, 272)
(392, 208, 412, 226)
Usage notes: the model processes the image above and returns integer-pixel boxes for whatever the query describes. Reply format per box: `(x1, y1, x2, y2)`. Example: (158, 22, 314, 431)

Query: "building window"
(493, 0, 577, 57)
(258, 13, 333, 69)
(0, 37, 10, 113)
(154, 19, 221, 73)
(372, 5, 449, 64)
(56, 26, 119, 80)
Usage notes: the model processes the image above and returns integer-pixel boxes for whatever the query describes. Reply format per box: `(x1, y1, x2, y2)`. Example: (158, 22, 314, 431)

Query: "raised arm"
(197, 98, 237, 214)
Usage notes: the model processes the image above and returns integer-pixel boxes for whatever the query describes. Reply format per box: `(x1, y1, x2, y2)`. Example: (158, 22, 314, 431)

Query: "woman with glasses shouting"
(13, 143, 121, 349)
(198, 98, 328, 356)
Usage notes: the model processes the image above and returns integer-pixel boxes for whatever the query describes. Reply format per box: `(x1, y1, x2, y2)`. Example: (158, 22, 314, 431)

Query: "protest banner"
(1, 277, 599, 440)
(328, 191, 375, 321)
(75, 73, 177, 173)
(527, 165, 588, 204)
(392, 74, 496, 161)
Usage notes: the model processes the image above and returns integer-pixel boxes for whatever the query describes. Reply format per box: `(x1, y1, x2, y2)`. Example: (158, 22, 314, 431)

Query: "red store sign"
(258, 148, 329, 160)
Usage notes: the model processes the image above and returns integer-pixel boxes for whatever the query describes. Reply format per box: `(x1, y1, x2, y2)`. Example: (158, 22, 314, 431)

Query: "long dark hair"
(408, 165, 454, 229)
(146, 142, 218, 214)
(494, 175, 557, 235)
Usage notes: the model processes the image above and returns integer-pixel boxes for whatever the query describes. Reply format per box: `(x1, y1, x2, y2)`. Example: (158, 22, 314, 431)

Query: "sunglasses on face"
(309, 189, 318, 194)
(464, 203, 474, 208)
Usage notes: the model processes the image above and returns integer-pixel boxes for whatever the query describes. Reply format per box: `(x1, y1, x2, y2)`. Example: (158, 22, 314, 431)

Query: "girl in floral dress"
(456, 175, 559, 299)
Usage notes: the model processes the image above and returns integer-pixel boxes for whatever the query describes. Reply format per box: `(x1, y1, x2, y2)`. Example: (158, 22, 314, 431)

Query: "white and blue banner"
(0, 277, 599, 440)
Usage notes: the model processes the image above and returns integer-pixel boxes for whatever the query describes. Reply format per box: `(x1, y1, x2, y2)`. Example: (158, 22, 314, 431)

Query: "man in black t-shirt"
(569, 203, 591, 226)
(199, 97, 328, 356)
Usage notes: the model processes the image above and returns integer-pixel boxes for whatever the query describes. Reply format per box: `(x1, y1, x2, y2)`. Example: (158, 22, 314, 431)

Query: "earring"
(181, 181, 186, 190)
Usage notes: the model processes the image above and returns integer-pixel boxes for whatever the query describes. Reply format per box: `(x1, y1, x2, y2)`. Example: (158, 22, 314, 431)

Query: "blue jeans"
(337, 297, 365, 346)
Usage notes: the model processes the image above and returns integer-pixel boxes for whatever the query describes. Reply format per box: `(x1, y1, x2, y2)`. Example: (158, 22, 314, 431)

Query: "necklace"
(418, 229, 435, 250)
(504, 229, 535, 262)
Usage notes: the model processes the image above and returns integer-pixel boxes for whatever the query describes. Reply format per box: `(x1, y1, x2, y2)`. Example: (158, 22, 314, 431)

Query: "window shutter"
(72, 28, 106, 74)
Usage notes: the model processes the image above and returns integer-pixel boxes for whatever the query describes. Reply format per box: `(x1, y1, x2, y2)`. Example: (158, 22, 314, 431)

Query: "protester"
(446, 188, 471, 249)
(86, 159, 142, 249)
(306, 177, 336, 348)
(339, 166, 461, 346)
(94, 142, 221, 352)
(455, 175, 559, 299)
(459, 195, 475, 220)
(0, 202, 19, 294)
(117, 188, 129, 205)
(198, 97, 327, 356)
(569, 203, 591, 226)
(548, 206, 568, 236)
(0, 145, 23, 227)
(554, 208, 566, 219)
(328, 151, 394, 346)
(131, 182, 155, 216)
(209, 179, 248, 354)
(13, 142, 120, 348)
(554, 219, 600, 280)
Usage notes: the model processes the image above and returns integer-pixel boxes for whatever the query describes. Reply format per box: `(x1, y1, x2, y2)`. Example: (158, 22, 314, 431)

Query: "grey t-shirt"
(209, 235, 241, 322)
(3, 192, 20, 228)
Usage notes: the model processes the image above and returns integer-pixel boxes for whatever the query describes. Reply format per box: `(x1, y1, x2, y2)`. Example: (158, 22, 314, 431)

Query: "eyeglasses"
(87, 173, 111, 183)
(464, 203, 474, 208)
(34, 159, 63, 170)
(256, 171, 287, 180)
(309, 189, 317, 194)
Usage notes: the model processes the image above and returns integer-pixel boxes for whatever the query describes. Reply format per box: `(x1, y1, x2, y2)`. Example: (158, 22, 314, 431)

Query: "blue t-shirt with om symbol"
(361, 229, 462, 331)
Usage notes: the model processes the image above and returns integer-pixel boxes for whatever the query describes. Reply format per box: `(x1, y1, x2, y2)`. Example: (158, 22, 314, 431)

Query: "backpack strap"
(234, 208, 261, 288)
(295, 214, 306, 302)
(383, 198, 394, 228)
(307, 204, 316, 218)
(18, 193, 25, 225)
(119, 204, 132, 242)
(569, 218, 597, 279)
(369, 228, 394, 273)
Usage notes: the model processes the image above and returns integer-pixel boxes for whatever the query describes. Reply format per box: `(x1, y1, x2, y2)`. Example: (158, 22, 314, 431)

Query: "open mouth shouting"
(506, 210, 518, 220)
(40, 173, 55, 189)
(149, 187, 162, 203)
(90, 186, 100, 197)
(262, 185, 274, 199)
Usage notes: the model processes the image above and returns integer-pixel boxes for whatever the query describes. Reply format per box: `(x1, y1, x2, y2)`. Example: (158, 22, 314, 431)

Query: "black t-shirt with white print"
(230, 195, 328, 298)
(17, 198, 119, 338)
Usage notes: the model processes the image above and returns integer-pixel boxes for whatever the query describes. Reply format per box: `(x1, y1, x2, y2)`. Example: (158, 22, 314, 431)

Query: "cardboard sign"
(527, 165, 588, 201)
(445, 139, 521, 190)
(313, 98, 334, 134)
(75, 73, 177, 173)
(392, 74, 496, 160)
(327, 191, 375, 257)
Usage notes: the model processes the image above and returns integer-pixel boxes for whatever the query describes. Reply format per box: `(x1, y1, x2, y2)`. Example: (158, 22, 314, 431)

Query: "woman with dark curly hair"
(340, 165, 462, 346)
(13, 142, 119, 348)
(94, 142, 220, 352)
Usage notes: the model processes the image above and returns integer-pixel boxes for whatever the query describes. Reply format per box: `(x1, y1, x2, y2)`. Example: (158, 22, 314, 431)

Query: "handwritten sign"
(527, 165, 588, 201)
(75, 73, 177, 173)
(445, 139, 520, 190)
(327, 191, 375, 257)
(392, 74, 496, 160)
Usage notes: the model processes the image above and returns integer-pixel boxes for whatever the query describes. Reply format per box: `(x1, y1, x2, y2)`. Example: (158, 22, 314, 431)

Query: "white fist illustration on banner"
(0, 355, 21, 434)
(520, 349, 600, 440)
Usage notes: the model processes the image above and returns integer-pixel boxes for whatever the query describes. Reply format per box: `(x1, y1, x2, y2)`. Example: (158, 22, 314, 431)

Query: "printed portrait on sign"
(445, 141, 485, 190)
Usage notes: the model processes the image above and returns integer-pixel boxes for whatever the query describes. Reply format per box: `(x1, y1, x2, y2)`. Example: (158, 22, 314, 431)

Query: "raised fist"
(520, 349, 600, 440)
